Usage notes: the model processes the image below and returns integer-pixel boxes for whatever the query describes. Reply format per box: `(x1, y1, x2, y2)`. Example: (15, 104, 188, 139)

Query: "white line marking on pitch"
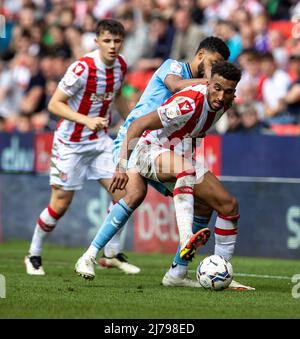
(234, 273, 291, 280)
(189, 270, 292, 280)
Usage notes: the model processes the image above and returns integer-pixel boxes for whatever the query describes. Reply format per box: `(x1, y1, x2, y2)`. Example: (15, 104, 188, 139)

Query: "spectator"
(238, 103, 268, 133)
(260, 52, 293, 124)
(236, 48, 262, 102)
(170, 8, 206, 61)
(252, 12, 269, 53)
(64, 26, 85, 59)
(237, 81, 265, 120)
(224, 106, 243, 134)
(0, 53, 31, 121)
(278, 52, 300, 124)
(44, 25, 71, 59)
(214, 19, 242, 62)
(135, 12, 174, 71)
(268, 29, 289, 70)
(241, 28, 256, 50)
(117, 8, 149, 70)
(19, 54, 46, 116)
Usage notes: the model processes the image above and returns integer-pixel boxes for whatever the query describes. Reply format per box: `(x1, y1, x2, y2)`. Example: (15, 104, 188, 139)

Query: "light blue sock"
(91, 199, 133, 250)
(172, 215, 210, 267)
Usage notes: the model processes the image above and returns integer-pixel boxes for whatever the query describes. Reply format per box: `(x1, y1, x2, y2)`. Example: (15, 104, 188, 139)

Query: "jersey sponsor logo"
(170, 61, 182, 74)
(90, 92, 114, 102)
(72, 63, 85, 76)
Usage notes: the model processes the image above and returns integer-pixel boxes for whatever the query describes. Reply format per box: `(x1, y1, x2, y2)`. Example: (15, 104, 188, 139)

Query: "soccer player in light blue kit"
(76, 36, 255, 289)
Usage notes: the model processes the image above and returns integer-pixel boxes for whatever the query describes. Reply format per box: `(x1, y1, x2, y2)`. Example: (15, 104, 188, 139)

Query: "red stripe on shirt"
(56, 118, 64, 131)
(89, 67, 115, 140)
(70, 57, 97, 142)
(118, 55, 127, 80)
(167, 91, 204, 141)
(162, 88, 199, 107)
(199, 110, 217, 134)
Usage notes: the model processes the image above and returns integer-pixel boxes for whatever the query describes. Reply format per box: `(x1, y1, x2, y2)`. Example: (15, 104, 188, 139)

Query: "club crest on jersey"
(72, 63, 85, 76)
(59, 171, 68, 182)
(173, 96, 194, 114)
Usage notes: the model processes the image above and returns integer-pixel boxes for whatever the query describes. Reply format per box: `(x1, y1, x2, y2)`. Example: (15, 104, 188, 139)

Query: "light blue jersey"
(113, 59, 193, 162)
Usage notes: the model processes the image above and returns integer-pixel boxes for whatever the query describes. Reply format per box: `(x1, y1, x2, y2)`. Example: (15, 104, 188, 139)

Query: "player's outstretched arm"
(48, 88, 108, 132)
(165, 74, 208, 93)
(109, 111, 163, 193)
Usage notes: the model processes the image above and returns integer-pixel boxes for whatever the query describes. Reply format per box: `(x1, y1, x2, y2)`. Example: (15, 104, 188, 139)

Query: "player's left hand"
(109, 170, 129, 193)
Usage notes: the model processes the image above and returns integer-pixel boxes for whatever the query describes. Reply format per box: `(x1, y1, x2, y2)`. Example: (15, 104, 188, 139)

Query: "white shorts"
(130, 141, 209, 193)
(50, 135, 115, 191)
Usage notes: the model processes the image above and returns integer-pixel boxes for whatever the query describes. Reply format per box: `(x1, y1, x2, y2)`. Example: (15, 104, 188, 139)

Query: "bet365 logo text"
(291, 274, 300, 299)
(0, 275, 5, 298)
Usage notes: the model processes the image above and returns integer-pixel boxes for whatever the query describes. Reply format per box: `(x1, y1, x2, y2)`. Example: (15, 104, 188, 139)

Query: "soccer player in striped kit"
(24, 19, 140, 275)
(76, 61, 255, 290)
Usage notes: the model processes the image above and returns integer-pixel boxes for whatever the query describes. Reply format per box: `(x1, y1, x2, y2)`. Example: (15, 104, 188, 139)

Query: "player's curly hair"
(95, 19, 125, 38)
(196, 36, 230, 61)
(211, 61, 242, 83)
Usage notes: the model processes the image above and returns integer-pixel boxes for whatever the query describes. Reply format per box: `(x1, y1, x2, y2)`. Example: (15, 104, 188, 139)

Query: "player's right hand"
(109, 169, 129, 193)
(85, 117, 109, 132)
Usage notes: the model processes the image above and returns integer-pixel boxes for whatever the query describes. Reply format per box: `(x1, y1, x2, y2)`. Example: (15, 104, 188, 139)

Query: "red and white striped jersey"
(142, 84, 228, 154)
(56, 49, 127, 143)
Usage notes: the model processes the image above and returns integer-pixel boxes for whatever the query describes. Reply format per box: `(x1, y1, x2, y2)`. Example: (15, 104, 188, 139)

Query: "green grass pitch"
(0, 241, 300, 319)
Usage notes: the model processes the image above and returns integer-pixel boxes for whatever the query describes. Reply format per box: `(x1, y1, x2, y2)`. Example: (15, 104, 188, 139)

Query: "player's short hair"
(95, 19, 125, 38)
(196, 36, 230, 60)
(211, 61, 241, 83)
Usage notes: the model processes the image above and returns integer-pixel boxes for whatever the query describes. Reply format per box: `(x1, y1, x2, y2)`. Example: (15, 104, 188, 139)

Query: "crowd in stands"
(1, 0, 300, 136)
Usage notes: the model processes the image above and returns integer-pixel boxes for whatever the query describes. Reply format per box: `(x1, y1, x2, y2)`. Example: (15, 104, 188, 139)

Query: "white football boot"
(162, 272, 201, 288)
(227, 279, 256, 291)
(24, 255, 45, 275)
(75, 256, 96, 280)
(98, 253, 140, 274)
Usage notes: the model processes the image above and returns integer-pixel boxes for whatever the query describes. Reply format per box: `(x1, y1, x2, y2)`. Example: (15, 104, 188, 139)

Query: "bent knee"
(124, 187, 147, 209)
(218, 196, 239, 216)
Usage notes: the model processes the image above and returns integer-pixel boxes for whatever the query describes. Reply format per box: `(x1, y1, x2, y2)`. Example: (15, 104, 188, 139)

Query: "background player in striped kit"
(24, 19, 140, 276)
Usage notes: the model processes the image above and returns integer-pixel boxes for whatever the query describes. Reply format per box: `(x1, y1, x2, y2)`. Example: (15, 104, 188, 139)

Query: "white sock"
(83, 245, 99, 259)
(214, 214, 239, 261)
(104, 229, 122, 257)
(173, 171, 196, 250)
(29, 205, 61, 256)
(169, 262, 188, 278)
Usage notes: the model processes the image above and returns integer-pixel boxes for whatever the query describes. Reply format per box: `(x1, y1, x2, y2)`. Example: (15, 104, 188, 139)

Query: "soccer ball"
(196, 255, 233, 291)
